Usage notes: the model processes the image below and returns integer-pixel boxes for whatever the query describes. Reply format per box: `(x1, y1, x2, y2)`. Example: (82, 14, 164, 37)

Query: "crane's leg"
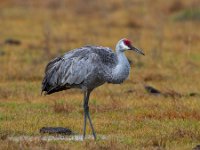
(83, 91, 87, 139)
(83, 90, 97, 140)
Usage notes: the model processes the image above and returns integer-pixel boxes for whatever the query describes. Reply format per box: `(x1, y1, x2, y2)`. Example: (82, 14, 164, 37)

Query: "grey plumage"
(41, 39, 144, 140)
(42, 46, 117, 95)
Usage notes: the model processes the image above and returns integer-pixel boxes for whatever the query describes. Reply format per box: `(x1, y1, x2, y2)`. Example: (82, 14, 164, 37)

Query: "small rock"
(40, 127, 74, 135)
(193, 145, 200, 150)
(189, 92, 200, 97)
(4, 39, 21, 45)
(145, 85, 162, 95)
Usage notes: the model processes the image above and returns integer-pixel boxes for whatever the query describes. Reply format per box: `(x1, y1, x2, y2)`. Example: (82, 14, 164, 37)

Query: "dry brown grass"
(53, 101, 75, 114)
(0, 0, 200, 149)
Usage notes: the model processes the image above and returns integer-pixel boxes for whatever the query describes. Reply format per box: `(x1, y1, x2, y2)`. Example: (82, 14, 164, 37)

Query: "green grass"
(173, 8, 200, 21)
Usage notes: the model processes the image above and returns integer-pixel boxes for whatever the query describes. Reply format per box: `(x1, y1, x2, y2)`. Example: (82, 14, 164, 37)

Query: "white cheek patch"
(121, 42, 129, 50)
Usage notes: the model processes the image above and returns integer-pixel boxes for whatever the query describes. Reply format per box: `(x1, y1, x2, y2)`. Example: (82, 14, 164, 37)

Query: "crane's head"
(116, 38, 145, 55)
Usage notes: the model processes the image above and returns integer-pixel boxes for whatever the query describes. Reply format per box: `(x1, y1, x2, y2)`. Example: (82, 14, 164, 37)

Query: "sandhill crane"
(41, 38, 144, 140)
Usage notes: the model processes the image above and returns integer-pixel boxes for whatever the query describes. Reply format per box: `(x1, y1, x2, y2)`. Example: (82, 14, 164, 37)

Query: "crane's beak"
(129, 45, 145, 55)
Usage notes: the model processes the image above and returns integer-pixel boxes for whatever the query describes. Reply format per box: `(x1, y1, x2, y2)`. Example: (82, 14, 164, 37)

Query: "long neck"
(111, 49, 130, 84)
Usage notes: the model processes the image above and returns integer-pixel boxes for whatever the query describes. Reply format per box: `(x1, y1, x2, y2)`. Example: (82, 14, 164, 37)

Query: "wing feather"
(41, 46, 117, 94)
(42, 51, 98, 94)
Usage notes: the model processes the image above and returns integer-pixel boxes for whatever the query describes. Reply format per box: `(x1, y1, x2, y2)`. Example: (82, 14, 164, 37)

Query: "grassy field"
(0, 0, 200, 149)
